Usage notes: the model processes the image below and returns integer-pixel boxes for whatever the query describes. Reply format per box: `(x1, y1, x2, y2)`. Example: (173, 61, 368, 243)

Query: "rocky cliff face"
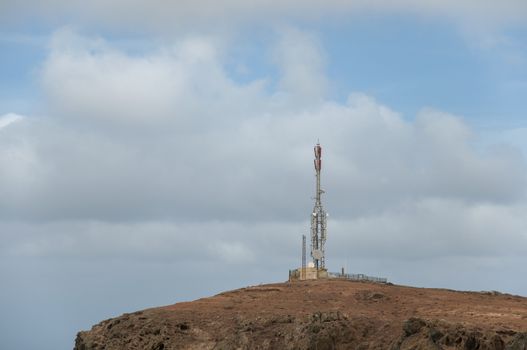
(74, 280, 527, 350)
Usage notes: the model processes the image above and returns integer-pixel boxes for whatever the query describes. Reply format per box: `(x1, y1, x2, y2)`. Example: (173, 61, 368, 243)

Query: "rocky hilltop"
(74, 279, 527, 350)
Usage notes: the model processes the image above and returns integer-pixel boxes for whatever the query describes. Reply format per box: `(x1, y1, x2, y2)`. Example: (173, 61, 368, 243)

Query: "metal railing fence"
(328, 272, 387, 283)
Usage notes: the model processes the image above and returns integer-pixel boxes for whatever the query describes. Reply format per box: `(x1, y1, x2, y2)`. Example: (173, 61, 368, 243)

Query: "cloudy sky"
(1, 1, 527, 349)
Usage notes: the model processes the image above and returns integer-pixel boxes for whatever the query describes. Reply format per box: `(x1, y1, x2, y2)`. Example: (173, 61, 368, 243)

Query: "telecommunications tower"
(290, 143, 388, 283)
(311, 142, 327, 270)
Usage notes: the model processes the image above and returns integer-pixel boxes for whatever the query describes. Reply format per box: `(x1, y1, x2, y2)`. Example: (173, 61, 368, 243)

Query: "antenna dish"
(312, 249, 323, 260)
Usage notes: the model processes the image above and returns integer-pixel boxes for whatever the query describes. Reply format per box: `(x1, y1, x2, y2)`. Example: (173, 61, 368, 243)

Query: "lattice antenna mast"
(310, 142, 327, 269)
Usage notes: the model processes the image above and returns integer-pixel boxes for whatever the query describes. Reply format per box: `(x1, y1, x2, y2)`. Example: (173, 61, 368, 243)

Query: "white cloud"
(40, 29, 267, 128)
(0, 29, 526, 295)
(0, 114, 45, 209)
(0, 113, 23, 129)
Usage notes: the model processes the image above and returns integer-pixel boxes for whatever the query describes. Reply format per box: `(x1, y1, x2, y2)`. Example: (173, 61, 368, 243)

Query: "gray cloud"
(3, 198, 527, 263)
(2, 0, 527, 32)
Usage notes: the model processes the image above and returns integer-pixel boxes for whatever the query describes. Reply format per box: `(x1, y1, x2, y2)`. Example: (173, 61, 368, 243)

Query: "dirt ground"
(74, 279, 527, 349)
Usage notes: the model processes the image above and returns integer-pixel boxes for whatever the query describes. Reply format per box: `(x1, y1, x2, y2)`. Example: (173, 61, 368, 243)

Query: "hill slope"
(74, 279, 527, 349)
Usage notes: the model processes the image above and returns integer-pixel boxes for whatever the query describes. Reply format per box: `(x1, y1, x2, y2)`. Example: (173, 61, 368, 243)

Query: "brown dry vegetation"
(74, 279, 527, 349)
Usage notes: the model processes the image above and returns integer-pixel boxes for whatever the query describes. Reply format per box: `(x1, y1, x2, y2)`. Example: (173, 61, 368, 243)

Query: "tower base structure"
(289, 267, 329, 281)
(288, 267, 388, 283)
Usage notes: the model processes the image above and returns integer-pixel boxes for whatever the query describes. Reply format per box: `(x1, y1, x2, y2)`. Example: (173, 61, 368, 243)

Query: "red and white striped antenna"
(310, 141, 327, 270)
